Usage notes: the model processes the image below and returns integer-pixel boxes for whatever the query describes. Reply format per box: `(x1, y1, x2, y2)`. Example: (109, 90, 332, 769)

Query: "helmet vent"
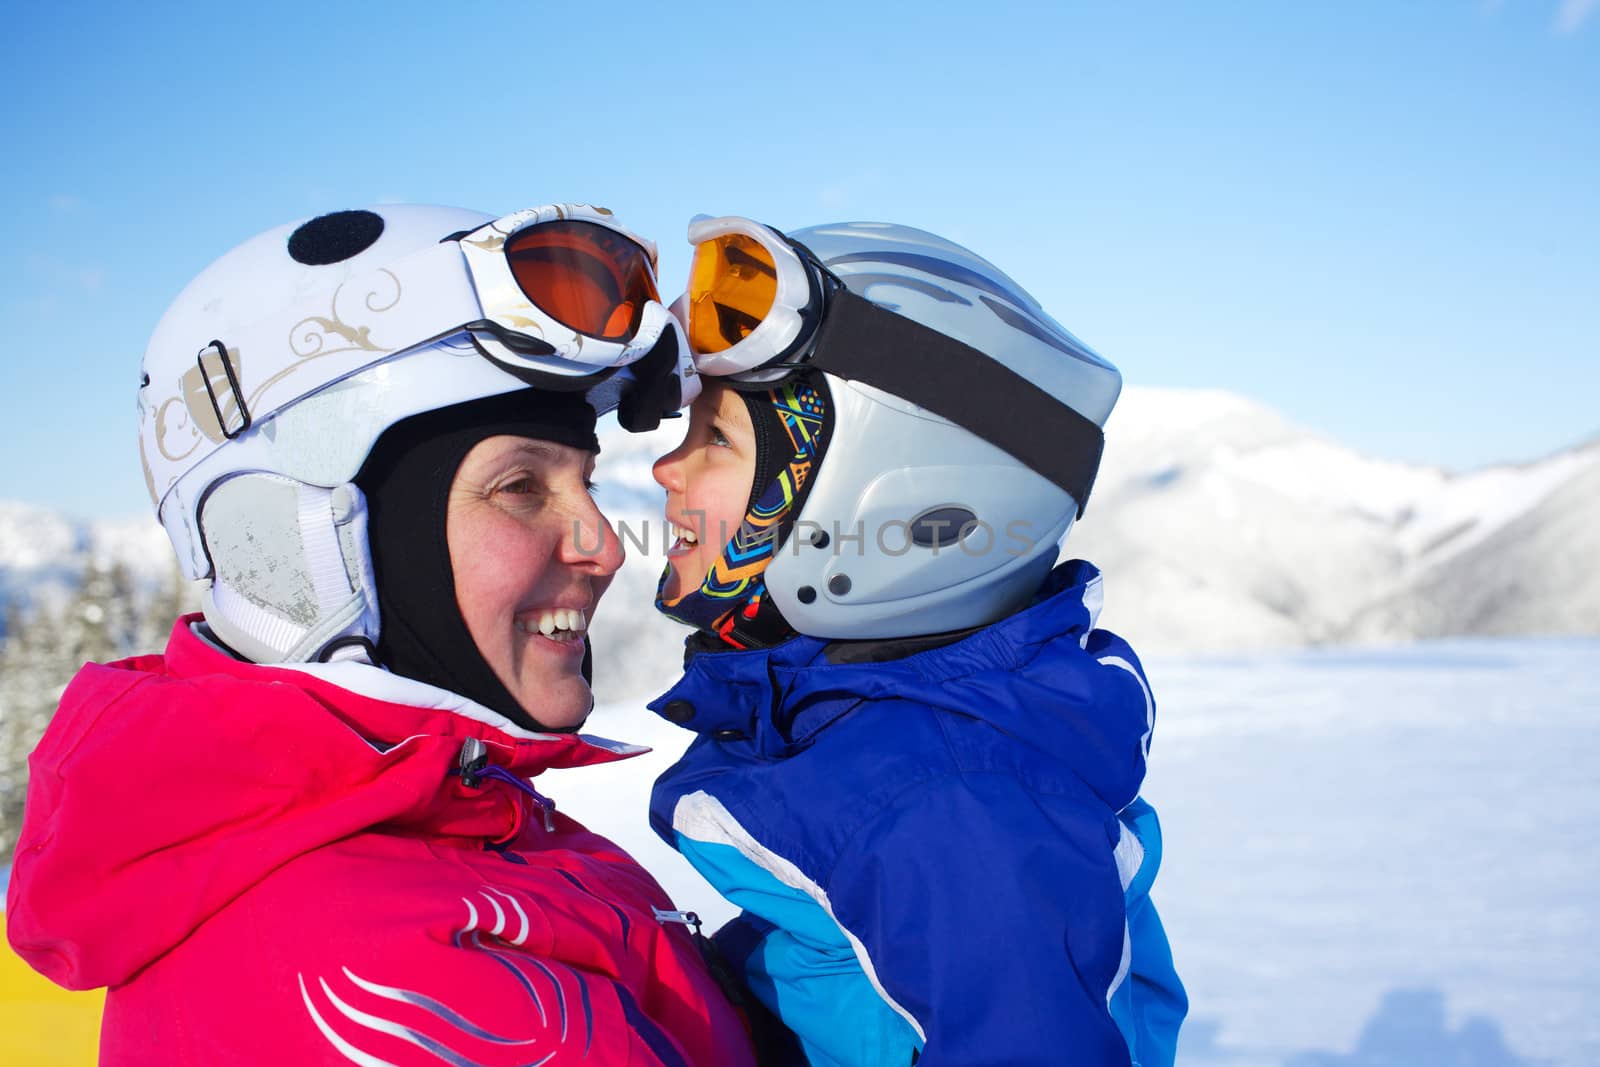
(910, 506, 978, 548)
(287, 209, 386, 265)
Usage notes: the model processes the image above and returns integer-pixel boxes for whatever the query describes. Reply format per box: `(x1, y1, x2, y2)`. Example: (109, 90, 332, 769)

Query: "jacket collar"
(648, 559, 1110, 750)
(170, 616, 647, 774)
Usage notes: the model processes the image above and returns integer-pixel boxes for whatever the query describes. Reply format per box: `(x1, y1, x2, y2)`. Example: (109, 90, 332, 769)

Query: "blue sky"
(2, 1, 1596, 518)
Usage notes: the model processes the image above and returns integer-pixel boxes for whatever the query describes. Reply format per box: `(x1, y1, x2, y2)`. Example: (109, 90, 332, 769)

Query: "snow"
(549, 637, 1600, 1067)
(1071, 387, 1599, 651)
(1145, 638, 1599, 1065)
(3, 629, 1593, 1063)
(1394, 448, 1598, 565)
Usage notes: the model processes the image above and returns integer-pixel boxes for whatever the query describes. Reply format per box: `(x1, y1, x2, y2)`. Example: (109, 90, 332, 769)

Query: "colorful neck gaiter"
(656, 373, 833, 649)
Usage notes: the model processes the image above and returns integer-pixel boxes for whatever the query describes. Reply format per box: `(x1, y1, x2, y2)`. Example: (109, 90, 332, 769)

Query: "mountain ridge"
(2, 387, 1594, 692)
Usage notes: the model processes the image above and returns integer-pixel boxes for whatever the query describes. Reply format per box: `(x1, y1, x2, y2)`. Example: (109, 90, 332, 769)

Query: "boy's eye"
(499, 476, 537, 495)
(709, 425, 732, 448)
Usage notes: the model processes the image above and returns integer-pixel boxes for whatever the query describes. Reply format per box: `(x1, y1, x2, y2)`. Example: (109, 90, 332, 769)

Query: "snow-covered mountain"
(1065, 388, 1600, 652)
(3, 387, 1595, 695)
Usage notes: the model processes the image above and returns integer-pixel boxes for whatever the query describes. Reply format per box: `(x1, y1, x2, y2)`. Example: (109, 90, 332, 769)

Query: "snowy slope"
(553, 637, 1600, 1067)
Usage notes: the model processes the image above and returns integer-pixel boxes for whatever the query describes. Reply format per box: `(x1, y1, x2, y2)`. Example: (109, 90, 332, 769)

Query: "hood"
(5, 616, 645, 991)
(649, 560, 1154, 810)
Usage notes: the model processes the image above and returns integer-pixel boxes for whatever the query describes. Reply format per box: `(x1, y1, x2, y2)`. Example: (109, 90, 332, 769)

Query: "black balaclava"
(355, 388, 600, 732)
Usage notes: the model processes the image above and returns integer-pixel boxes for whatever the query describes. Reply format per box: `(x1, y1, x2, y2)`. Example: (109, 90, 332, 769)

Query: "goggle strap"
(808, 290, 1105, 517)
(615, 328, 688, 432)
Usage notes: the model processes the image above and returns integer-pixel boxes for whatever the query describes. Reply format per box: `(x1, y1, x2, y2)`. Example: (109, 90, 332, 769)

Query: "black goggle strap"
(806, 289, 1105, 517)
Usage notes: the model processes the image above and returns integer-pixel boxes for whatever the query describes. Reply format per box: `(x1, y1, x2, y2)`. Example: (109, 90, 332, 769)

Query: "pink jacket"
(6, 617, 755, 1067)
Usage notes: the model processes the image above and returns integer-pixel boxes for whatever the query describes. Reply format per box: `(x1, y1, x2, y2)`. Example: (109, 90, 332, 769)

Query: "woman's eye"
(709, 426, 731, 448)
(585, 480, 601, 497)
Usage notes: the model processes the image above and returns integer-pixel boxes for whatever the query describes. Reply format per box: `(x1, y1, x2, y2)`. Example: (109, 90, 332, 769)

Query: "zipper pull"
(652, 907, 703, 936)
(458, 737, 488, 788)
(463, 754, 561, 835)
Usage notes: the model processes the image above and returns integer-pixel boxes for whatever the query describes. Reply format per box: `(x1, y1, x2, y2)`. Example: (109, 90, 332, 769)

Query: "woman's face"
(447, 435, 624, 728)
(652, 383, 759, 602)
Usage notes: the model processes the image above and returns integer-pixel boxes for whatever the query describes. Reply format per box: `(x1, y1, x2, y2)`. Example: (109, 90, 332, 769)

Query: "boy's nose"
(652, 450, 686, 494)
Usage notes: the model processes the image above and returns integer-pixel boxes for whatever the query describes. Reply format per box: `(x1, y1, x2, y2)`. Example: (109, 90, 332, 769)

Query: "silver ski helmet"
(660, 216, 1120, 643)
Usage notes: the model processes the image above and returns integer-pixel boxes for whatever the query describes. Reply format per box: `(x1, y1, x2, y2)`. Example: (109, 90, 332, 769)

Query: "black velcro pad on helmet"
(287, 210, 386, 266)
(616, 328, 684, 433)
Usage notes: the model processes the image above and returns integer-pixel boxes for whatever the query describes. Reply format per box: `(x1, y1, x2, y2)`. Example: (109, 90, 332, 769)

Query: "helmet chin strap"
(199, 475, 380, 665)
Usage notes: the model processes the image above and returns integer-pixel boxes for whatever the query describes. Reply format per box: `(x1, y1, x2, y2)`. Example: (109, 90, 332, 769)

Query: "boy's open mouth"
(667, 521, 700, 558)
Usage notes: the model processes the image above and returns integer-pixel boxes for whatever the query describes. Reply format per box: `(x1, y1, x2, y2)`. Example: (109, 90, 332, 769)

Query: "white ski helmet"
(665, 217, 1120, 642)
(139, 203, 692, 663)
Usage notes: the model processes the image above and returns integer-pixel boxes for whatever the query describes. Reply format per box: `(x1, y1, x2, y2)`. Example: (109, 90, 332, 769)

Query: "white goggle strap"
(177, 225, 653, 444)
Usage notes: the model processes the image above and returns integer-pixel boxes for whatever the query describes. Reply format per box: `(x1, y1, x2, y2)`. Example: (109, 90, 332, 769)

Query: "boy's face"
(652, 382, 759, 602)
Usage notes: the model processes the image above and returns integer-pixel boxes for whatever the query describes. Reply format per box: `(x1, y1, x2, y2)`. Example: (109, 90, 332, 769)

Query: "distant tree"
(0, 601, 68, 859)
(0, 555, 188, 862)
(60, 558, 140, 668)
(137, 559, 193, 652)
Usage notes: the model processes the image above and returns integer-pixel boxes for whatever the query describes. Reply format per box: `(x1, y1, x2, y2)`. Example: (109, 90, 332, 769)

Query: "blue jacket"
(649, 560, 1187, 1066)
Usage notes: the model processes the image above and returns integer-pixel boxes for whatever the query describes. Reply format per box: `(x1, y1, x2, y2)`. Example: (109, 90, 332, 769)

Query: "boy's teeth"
(673, 523, 698, 544)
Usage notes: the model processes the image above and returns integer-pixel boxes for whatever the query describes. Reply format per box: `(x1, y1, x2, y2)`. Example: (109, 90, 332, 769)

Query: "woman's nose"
(564, 497, 625, 576)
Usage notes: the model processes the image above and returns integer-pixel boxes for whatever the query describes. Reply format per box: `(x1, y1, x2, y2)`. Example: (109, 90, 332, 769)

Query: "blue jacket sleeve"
(828, 773, 1135, 1067)
(1110, 799, 1187, 1067)
(678, 835, 923, 1066)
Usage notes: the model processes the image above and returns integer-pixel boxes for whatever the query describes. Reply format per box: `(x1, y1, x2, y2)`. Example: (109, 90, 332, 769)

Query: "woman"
(5, 204, 752, 1066)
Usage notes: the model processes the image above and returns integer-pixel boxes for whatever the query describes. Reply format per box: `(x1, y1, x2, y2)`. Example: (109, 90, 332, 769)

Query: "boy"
(646, 215, 1186, 1066)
